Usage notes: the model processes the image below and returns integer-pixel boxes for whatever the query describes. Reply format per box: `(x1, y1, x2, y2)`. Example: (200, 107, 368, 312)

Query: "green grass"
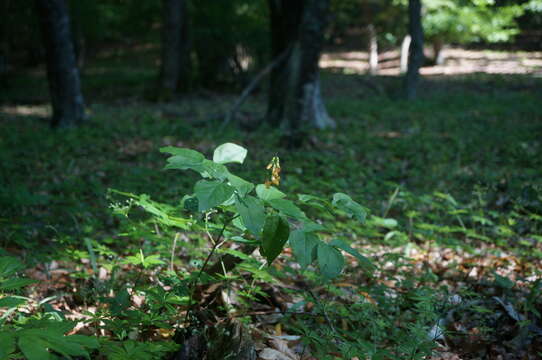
(1, 70, 541, 256)
(1, 63, 542, 359)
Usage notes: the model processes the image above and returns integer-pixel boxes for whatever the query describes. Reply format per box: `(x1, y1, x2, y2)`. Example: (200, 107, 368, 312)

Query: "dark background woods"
(1, 1, 542, 359)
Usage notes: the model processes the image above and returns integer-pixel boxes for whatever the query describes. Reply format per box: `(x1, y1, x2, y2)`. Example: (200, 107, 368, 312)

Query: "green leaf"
(261, 215, 290, 264)
(0, 296, 27, 308)
(332, 193, 367, 222)
(0, 278, 36, 291)
(256, 184, 286, 201)
(161, 147, 205, 170)
(228, 174, 254, 197)
(0, 332, 16, 359)
(18, 335, 53, 360)
(0, 257, 24, 278)
(66, 335, 99, 350)
(182, 195, 199, 213)
(298, 194, 331, 211)
(141, 255, 165, 269)
(39, 335, 87, 358)
(370, 216, 398, 229)
(301, 222, 326, 232)
(194, 180, 235, 211)
(213, 143, 248, 164)
(235, 196, 266, 237)
(198, 159, 229, 180)
(289, 230, 320, 270)
(329, 239, 375, 272)
(267, 199, 307, 220)
(317, 242, 344, 279)
(162, 146, 229, 180)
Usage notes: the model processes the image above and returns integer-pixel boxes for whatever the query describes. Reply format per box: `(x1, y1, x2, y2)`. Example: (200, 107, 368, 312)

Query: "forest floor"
(1, 48, 542, 359)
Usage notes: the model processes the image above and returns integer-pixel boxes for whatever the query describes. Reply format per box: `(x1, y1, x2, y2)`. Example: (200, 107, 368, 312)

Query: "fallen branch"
(222, 48, 291, 128)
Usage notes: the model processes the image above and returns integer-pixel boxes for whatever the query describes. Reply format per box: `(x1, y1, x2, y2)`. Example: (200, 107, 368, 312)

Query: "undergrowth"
(1, 71, 541, 359)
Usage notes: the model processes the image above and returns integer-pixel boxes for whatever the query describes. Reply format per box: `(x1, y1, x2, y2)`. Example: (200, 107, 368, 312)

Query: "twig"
(170, 232, 180, 272)
(221, 48, 291, 128)
(183, 214, 238, 327)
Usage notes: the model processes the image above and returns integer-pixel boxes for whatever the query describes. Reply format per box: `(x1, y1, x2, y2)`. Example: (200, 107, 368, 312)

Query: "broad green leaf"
(67, 335, 99, 350)
(289, 230, 320, 270)
(256, 184, 286, 201)
(161, 147, 205, 169)
(0, 296, 27, 308)
(39, 335, 87, 358)
(199, 159, 229, 180)
(329, 239, 375, 271)
(162, 146, 229, 180)
(332, 193, 367, 223)
(317, 242, 344, 279)
(0, 332, 16, 359)
(18, 335, 53, 360)
(232, 216, 246, 231)
(0, 278, 36, 291)
(301, 221, 326, 232)
(370, 216, 398, 229)
(267, 199, 307, 220)
(194, 180, 234, 211)
(261, 215, 290, 264)
(213, 143, 248, 164)
(228, 174, 254, 197)
(235, 195, 265, 236)
(0, 257, 24, 277)
(298, 194, 331, 211)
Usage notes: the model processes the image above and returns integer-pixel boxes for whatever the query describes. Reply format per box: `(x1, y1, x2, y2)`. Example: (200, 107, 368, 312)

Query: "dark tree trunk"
(36, 0, 86, 128)
(159, 0, 187, 94)
(0, 1, 8, 81)
(266, 0, 303, 128)
(404, 0, 424, 100)
(266, 0, 334, 143)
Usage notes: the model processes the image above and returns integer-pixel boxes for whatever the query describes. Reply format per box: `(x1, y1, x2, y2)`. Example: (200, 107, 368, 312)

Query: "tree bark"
(36, 0, 86, 128)
(404, 0, 424, 100)
(266, 0, 334, 143)
(367, 24, 378, 75)
(159, 0, 187, 93)
(0, 0, 8, 80)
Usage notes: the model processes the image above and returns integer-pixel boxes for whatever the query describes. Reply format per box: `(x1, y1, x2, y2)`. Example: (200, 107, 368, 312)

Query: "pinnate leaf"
(317, 242, 344, 279)
(329, 239, 375, 271)
(261, 215, 290, 264)
(235, 195, 266, 236)
(332, 193, 367, 222)
(256, 184, 286, 201)
(194, 180, 234, 211)
(289, 230, 320, 270)
(267, 199, 306, 220)
(213, 143, 247, 164)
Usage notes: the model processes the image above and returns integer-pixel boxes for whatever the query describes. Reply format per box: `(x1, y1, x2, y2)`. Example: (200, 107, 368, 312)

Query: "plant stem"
(183, 214, 238, 327)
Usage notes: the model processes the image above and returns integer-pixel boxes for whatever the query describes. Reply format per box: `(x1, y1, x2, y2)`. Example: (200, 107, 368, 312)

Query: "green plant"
(121, 142, 374, 279)
(0, 257, 99, 360)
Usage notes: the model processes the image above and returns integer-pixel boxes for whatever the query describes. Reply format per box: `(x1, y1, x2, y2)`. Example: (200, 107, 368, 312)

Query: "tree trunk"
(36, 0, 86, 128)
(404, 0, 424, 100)
(266, 0, 334, 144)
(400, 34, 411, 74)
(432, 38, 445, 65)
(159, 0, 186, 93)
(367, 24, 378, 75)
(0, 1, 8, 81)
